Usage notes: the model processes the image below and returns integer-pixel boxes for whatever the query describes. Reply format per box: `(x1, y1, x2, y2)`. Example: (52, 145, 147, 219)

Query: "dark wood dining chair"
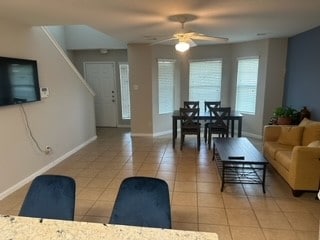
(207, 106, 231, 149)
(204, 101, 221, 143)
(179, 107, 201, 151)
(183, 101, 200, 109)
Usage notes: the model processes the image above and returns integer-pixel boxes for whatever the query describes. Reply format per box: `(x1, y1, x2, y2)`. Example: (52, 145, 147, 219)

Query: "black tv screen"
(0, 56, 41, 107)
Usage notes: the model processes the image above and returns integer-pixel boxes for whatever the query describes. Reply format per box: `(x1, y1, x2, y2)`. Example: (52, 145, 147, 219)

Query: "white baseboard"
(152, 130, 172, 137)
(241, 131, 262, 140)
(0, 135, 97, 200)
(117, 124, 130, 128)
(130, 133, 154, 137)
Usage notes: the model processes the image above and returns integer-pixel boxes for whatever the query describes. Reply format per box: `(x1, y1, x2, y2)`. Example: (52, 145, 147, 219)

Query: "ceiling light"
(175, 41, 190, 52)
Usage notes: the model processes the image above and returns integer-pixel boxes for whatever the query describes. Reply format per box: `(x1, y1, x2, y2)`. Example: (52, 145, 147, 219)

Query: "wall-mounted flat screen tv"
(0, 56, 41, 107)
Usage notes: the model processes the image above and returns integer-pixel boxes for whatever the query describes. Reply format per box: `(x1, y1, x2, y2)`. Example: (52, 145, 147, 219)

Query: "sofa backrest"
(299, 118, 320, 146)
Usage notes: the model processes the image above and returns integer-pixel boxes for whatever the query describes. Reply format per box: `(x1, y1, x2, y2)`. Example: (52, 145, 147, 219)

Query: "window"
(235, 57, 259, 115)
(119, 63, 131, 119)
(189, 60, 222, 110)
(158, 59, 175, 114)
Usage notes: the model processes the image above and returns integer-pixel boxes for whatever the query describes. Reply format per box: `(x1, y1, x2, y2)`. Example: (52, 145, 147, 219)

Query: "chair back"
(109, 177, 171, 229)
(19, 175, 76, 221)
(183, 101, 200, 109)
(208, 106, 231, 131)
(180, 107, 200, 129)
(204, 101, 221, 112)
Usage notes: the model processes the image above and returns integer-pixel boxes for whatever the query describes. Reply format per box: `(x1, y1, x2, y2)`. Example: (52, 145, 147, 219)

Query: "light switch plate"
(40, 87, 49, 98)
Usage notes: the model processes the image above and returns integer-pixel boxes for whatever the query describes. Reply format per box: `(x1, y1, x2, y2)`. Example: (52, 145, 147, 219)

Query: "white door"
(84, 62, 117, 127)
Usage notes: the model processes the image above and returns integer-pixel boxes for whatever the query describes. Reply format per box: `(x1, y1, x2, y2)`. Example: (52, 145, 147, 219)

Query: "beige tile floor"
(1, 127, 319, 240)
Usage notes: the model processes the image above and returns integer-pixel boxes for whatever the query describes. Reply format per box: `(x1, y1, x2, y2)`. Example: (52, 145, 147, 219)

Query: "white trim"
(0, 136, 97, 200)
(189, 58, 223, 63)
(117, 124, 130, 128)
(130, 133, 154, 137)
(241, 131, 262, 140)
(237, 56, 260, 60)
(41, 26, 95, 96)
(153, 130, 172, 137)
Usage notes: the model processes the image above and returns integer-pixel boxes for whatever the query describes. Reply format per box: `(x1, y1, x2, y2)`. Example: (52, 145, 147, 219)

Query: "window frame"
(119, 62, 131, 120)
(158, 59, 176, 115)
(188, 59, 223, 111)
(235, 56, 260, 115)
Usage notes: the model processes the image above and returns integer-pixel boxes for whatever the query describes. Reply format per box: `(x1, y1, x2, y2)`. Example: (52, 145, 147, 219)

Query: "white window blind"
(158, 59, 175, 114)
(189, 60, 222, 111)
(235, 58, 259, 115)
(119, 63, 131, 119)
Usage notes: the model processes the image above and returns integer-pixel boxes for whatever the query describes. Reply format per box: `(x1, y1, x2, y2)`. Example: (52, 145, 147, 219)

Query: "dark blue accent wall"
(284, 26, 320, 120)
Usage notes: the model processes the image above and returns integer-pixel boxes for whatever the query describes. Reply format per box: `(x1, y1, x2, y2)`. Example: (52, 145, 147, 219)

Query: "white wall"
(0, 20, 96, 198)
(65, 25, 127, 50)
(46, 26, 67, 52)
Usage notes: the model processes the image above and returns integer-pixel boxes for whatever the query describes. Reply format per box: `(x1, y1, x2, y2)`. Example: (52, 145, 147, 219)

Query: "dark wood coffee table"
(213, 137, 268, 193)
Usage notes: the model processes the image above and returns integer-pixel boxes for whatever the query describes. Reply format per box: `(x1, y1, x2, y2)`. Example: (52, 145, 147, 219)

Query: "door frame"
(83, 61, 118, 127)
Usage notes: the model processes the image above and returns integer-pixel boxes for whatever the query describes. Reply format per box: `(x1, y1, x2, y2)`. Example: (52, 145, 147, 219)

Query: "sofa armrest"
(263, 125, 282, 142)
(289, 146, 320, 190)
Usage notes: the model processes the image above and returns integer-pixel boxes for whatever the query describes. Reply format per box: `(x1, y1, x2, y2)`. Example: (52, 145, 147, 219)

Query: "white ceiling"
(0, 0, 320, 46)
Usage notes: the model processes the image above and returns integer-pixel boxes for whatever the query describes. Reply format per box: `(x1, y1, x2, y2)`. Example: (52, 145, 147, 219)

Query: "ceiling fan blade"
(150, 37, 177, 45)
(191, 33, 228, 42)
(186, 39, 197, 47)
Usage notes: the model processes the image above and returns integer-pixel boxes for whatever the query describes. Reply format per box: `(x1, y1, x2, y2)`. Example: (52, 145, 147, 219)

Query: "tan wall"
(128, 44, 153, 135)
(263, 38, 288, 127)
(127, 39, 287, 137)
(0, 20, 96, 197)
(230, 40, 269, 137)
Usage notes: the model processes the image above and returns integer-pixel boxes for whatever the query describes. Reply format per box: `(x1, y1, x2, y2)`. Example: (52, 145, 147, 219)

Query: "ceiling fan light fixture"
(175, 41, 190, 52)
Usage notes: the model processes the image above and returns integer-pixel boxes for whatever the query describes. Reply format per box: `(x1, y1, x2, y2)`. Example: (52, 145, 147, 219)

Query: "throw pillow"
(307, 140, 320, 148)
(302, 123, 320, 146)
(299, 118, 312, 127)
(278, 126, 304, 146)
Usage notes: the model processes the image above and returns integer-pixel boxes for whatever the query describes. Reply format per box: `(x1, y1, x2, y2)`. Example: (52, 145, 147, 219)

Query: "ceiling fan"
(152, 14, 228, 52)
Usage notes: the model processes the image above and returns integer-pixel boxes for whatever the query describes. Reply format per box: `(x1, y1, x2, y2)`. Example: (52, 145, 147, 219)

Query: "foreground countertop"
(0, 215, 218, 240)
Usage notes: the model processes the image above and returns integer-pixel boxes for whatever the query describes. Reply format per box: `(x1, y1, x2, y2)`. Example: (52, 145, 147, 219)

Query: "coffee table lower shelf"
(214, 154, 267, 193)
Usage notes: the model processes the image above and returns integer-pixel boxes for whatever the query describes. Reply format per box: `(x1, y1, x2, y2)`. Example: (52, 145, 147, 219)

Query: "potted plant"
(273, 106, 298, 125)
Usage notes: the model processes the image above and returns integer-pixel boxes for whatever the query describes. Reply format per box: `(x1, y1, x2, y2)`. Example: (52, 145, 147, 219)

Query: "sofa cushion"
(307, 140, 320, 148)
(275, 150, 292, 171)
(301, 123, 320, 146)
(277, 126, 304, 146)
(263, 141, 294, 159)
(298, 117, 312, 127)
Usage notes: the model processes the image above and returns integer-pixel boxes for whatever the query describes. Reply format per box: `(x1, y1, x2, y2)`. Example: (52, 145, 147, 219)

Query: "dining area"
(172, 101, 243, 150)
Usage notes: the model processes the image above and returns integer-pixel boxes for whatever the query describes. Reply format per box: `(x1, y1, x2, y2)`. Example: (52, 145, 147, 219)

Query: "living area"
(1, 128, 319, 240)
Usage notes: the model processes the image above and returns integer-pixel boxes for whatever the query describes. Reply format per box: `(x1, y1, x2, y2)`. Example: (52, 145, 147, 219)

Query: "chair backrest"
(19, 175, 76, 221)
(204, 101, 221, 112)
(183, 101, 200, 109)
(109, 176, 171, 229)
(180, 107, 200, 128)
(208, 106, 231, 129)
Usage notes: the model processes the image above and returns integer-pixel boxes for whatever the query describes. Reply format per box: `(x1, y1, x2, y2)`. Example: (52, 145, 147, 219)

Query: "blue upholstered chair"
(109, 176, 171, 229)
(19, 175, 76, 221)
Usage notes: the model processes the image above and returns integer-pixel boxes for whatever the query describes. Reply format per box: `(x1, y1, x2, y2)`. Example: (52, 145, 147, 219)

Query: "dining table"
(172, 110, 243, 149)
